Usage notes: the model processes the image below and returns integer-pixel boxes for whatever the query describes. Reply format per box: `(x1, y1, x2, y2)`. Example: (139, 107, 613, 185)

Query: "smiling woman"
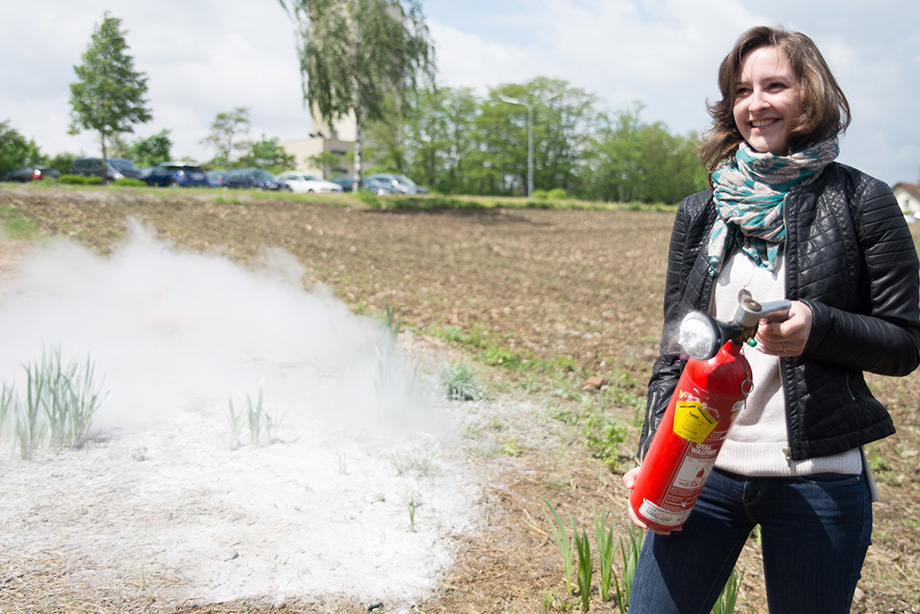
(624, 24, 920, 614)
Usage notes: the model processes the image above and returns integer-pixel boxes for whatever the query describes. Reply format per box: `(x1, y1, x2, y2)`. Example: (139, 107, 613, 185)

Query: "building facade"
(893, 182, 920, 216)
(280, 103, 356, 179)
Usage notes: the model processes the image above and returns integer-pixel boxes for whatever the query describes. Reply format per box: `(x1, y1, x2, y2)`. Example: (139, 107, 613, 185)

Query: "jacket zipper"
(782, 190, 794, 466)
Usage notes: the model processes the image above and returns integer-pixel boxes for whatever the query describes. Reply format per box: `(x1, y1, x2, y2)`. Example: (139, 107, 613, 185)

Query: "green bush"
(114, 178, 146, 187)
(532, 189, 548, 199)
(59, 174, 88, 185)
(547, 188, 568, 199)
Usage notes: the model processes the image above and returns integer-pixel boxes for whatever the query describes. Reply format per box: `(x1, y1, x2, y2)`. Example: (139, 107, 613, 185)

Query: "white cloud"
(2, 0, 918, 183)
(427, 0, 920, 183)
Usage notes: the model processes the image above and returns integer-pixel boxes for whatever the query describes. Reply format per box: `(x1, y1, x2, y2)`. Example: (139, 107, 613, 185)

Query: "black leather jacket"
(637, 163, 920, 462)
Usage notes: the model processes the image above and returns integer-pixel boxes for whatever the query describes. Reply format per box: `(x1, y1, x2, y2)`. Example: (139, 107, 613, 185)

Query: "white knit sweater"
(711, 250, 862, 477)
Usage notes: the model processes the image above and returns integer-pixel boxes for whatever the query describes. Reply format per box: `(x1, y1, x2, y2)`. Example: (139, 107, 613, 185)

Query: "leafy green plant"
(593, 505, 615, 601)
(612, 521, 643, 614)
(4, 345, 107, 459)
(16, 377, 43, 460)
(711, 569, 743, 614)
(554, 392, 631, 470)
(407, 491, 418, 531)
(43, 346, 105, 451)
(543, 497, 575, 596)
(381, 301, 401, 337)
(500, 438, 522, 457)
(572, 520, 593, 612)
(480, 345, 524, 368)
(0, 382, 13, 434)
(439, 360, 485, 401)
(246, 387, 265, 444)
(228, 383, 282, 447)
(227, 400, 243, 448)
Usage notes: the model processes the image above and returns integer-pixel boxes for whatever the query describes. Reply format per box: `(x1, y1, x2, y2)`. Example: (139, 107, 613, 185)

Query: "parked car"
(392, 173, 429, 194)
(362, 177, 397, 195)
(331, 175, 396, 194)
(275, 171, 344, 194)
(2, 165, 61, 182)
(331, 175, 355, 191)
(364, 173, 415, 194)
(143, 163, 210, 188)
(222, 168, 291, 191)
(206, 170, 227, 188)
(70, 157, 143, 182)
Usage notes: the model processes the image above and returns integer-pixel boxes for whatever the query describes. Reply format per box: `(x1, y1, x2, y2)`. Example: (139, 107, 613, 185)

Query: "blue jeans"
(629, 467, 872, 614)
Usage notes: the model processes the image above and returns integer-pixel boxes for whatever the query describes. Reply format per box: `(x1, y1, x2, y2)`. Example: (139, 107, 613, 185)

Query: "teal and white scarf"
(707, 137, 839, 276)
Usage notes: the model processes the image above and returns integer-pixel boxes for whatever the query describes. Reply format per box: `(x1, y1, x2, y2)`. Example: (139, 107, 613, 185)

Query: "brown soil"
(1, 185, 918, 614)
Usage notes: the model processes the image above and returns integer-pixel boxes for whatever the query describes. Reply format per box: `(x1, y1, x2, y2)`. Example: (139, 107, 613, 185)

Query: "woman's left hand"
(755, 300, 813, 357)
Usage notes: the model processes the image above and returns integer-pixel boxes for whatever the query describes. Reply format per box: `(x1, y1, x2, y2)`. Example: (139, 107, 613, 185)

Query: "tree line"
(361, 79, 708, 203)
(2, 4, 709, 204)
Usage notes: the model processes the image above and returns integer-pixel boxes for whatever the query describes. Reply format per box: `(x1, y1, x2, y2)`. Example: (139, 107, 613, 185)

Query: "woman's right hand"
(622, 467, 649, 530)
(623, 466, 680, 535)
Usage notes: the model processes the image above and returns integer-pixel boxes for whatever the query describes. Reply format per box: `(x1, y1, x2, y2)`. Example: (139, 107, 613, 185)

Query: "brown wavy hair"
(699, 26, 850, 177)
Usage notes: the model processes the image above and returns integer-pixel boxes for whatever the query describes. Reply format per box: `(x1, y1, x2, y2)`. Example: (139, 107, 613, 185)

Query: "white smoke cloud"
(0, 222, 479, 607)
(0, 219, 439, 438)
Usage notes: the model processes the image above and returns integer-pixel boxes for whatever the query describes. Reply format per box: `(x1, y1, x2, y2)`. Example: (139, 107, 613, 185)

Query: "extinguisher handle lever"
(759, 300, 792, 323)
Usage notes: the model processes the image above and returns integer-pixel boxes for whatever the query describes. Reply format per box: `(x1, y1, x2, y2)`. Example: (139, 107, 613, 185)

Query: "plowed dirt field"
(1, 186, 918, 613)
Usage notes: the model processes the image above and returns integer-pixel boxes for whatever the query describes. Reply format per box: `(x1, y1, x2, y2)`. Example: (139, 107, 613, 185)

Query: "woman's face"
(733, 45, 802, 155)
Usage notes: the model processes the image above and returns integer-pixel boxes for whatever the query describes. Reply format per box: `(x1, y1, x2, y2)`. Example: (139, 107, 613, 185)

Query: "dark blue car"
(143, 163, 210, 188)
(222, 168, 291, 191)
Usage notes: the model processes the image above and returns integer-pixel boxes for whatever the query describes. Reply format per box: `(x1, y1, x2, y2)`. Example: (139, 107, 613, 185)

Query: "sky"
(1, 0, 918, 186)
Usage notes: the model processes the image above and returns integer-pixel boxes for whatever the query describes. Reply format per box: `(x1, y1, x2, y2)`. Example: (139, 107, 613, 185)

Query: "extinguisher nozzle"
(679, 312, 741, 361)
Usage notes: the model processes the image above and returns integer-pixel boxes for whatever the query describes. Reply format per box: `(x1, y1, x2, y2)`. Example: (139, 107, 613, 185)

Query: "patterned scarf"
(707, 137, 839, 276)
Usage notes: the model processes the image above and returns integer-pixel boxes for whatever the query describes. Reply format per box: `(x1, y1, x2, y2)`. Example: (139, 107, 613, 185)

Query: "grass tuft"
(0, 345, 107, 459)
(572, 520, 593, 612)
(439, 360, 486, 401)
(593, 505, 616, 602)
(228, 382, 283, 447)
(542, 497, 575, 596)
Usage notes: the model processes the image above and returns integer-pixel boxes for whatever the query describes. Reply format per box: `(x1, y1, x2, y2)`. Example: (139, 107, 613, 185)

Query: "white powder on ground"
(0, 222, 488, 610)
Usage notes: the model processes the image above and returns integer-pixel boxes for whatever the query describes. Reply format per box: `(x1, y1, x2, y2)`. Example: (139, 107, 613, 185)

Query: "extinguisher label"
(673, 400, 718, 443)
(673, 452, 715, 489)
(637, 498, 693, 527)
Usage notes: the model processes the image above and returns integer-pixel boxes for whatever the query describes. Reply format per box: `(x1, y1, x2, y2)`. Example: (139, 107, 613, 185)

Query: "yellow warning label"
(673, 400, 718, 443)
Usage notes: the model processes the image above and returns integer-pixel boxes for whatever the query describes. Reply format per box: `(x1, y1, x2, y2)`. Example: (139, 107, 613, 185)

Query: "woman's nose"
(749, 89, 770, 111)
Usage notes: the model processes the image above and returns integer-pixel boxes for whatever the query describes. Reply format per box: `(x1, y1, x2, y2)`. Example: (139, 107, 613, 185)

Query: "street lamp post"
(500, 93, 560, 198)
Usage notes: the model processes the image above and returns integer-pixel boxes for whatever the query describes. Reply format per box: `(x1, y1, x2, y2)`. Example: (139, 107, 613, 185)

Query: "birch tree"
(277, 0, 434, 189)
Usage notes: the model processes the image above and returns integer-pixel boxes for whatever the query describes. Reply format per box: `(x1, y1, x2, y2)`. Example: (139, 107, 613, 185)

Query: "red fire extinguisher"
(629, 292, 790, 533)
